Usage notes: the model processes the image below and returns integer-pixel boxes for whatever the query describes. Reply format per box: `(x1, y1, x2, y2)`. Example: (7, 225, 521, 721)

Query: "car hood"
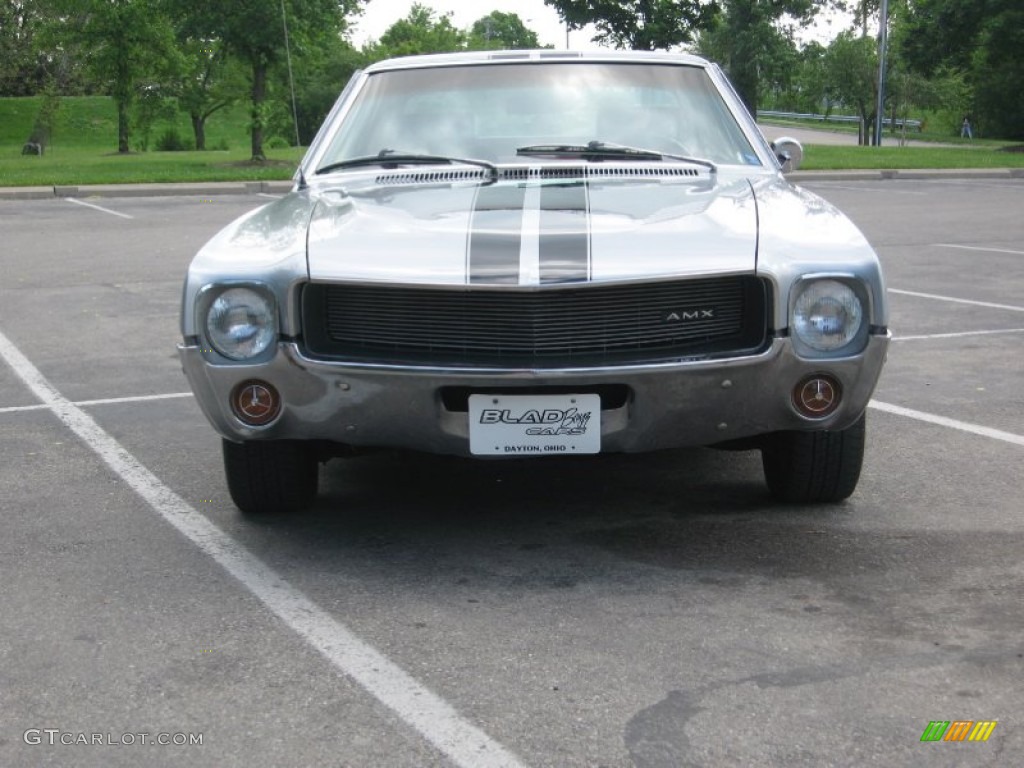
(306, 169, 758, 285)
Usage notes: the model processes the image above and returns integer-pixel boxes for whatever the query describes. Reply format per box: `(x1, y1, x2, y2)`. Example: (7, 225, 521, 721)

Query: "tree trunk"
(191, 112, 206, 151)
(250, 60, 267, 162)
(114, 34, 132, 154)
(859, 110, 877, 146)
(118, 99, 131, 154)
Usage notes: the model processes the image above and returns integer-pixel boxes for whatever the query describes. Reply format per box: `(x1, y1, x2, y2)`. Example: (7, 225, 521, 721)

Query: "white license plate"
(468, 394, 601, 456)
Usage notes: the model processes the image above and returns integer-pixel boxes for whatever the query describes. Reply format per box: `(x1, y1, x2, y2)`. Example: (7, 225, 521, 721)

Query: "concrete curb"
(0, 170, 1021, 200)
(788, 168, 1024, 182)
(0, 180, 295, 201)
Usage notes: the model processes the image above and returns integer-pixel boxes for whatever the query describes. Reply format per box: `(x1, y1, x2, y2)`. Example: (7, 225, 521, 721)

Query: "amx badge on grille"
(664, 309, 716, 322)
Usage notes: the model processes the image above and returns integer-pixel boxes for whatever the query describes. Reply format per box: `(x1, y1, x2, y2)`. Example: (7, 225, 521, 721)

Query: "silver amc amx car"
(179, 50, 889, 514)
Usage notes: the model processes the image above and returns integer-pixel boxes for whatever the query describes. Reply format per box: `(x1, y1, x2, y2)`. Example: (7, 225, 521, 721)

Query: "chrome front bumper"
(179, 335, 889, 455)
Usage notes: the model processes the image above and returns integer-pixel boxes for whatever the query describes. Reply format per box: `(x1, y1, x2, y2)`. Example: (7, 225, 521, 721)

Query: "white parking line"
(893, 328, 1024, 342)
(934, 243, 1024, 256)
(74, 392, 193, 407)
(888, 288, 1024, 313)
(65, 197, 134, 219)
(0, 391, 193, 415)
(0, 328, 528, 768)
(0, 403, 48, 414)
(870, 400, 1024, 448)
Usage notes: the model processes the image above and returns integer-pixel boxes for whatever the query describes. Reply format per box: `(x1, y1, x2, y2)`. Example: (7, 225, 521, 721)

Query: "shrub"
(156, 128, 193, 151)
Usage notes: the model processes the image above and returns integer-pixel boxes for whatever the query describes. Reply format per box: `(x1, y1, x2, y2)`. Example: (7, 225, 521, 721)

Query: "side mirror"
(770, 137, 804, 173)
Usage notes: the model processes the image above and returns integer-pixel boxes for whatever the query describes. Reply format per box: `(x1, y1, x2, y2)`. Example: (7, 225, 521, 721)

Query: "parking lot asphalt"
(1, 178, 1022, 767)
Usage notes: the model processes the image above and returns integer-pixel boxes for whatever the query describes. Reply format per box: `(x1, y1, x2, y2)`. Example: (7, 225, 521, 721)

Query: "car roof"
(362, 49, 712, 74)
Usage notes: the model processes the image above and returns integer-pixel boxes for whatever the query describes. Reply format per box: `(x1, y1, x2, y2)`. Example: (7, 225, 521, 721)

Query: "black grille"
(301, 277, 769, 367)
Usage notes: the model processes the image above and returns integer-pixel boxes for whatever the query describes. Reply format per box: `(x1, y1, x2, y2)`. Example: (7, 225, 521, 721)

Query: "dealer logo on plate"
(478, 407, 591, 436)
(468, 394, 601, 455)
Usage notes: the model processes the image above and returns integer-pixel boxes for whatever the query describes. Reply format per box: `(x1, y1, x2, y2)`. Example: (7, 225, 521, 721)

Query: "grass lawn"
(0, 146, 303, 186)
(2, 96, 1023, 186)
(802, 145, 1024, 170)
(1, 95, 303, 186)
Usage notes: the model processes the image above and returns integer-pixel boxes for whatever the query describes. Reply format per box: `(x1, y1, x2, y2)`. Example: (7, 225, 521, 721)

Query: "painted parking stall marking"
(933, 243, 1024, 256)
(888, 288, 1024, 313)
(892, 328, 1024, 342)
(0, 391, 193, 415)
(0, 327, 528, 768)
(64, 197, 134, 219)
(869, 400, 1024, 448)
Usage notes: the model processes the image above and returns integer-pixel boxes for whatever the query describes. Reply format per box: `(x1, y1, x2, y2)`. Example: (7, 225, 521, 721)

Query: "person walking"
(961, 117, 973, 140)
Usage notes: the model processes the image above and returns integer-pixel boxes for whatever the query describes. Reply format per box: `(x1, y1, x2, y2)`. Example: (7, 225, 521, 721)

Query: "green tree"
(274, 37, 366, 145)
(696, 1, 814, 115)
(8, 0, 92, 96)
(899, 0, 1022, 138)
(49, 0, 181, 153)
(179, 0, 358, 160)
(787, 41, 832, 114)
(878, 0, 971, 135)
(364, 4, 466, 59)
(170, 37, 247, 151)
(544, 0, 717, 50)
(468, 11, 541, 49)
(970, 2, 1024, 139)
(838, 0, 880, 37)
(823, 31, 878, 144)
(899, 0, 984, 77)
(1, 0, 48, 96)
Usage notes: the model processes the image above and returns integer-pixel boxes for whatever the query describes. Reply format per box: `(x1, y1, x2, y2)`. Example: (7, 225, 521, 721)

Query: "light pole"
(873, 0, 889, 146)
(281, 0, 301, 148)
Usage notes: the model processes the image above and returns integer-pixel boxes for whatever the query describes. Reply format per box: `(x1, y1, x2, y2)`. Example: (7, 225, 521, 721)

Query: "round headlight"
(793, 280, 864, 352)
(206, 287, 277, 360)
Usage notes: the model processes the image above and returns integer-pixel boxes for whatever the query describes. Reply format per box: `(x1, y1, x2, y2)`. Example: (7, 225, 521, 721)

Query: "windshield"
(317, 62, 762, 171)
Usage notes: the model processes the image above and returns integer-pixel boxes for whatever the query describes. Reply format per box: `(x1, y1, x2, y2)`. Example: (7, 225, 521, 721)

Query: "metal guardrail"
(758, 110, 922, 131)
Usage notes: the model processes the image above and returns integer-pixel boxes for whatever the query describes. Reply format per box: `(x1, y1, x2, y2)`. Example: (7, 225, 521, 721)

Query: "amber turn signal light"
(230, 380, 281, 426)
(792, 375, 841, 419)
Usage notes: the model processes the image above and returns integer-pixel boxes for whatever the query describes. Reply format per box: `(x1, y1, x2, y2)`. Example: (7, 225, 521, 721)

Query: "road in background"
(759, 123, 960, 148)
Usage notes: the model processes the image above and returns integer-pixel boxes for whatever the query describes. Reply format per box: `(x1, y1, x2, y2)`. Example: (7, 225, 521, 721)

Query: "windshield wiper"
(316, 149, 497, 177)
(516, 141, 717, 173)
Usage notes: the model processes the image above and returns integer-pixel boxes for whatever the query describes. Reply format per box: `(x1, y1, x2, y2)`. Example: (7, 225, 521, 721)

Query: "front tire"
(222, 439, 318, 514)
(761, 415, 866, 503)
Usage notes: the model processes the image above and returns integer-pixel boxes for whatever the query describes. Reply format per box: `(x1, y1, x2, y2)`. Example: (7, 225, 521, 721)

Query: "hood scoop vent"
(374, 164, 704, 187)
(374, 168, 490, 185)
(500, 167, 585, 180)
(586, 165, 700, 179)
